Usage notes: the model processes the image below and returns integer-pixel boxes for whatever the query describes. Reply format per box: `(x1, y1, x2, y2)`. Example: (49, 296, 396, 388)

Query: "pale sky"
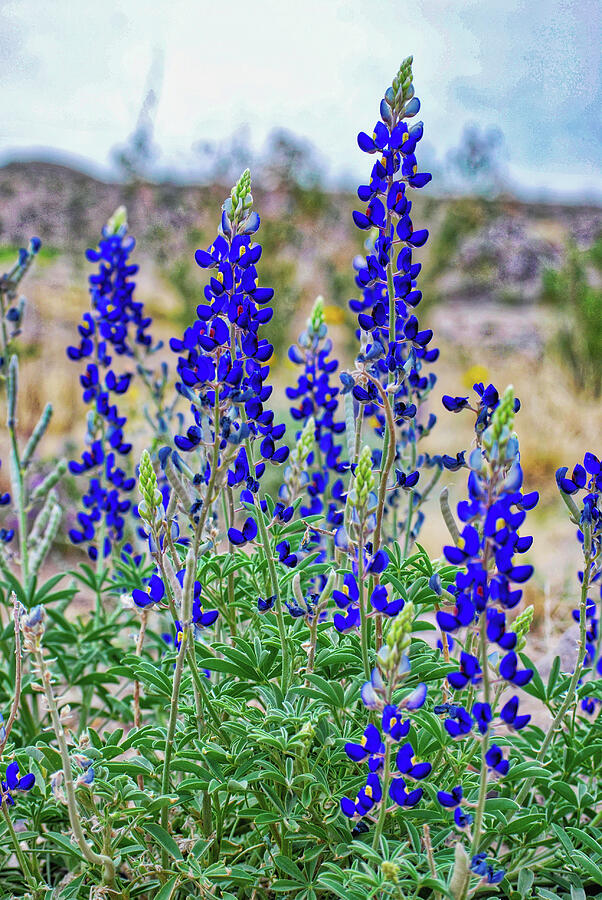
(1, 0, 601, 200)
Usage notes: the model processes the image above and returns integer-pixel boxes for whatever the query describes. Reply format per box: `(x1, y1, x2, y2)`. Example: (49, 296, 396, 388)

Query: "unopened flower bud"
(514, 605, 534, 652)
(20, 605, 46, 640)
(484, 385, 516, 456)
(385, 600, 414, 667)
(381, 861, 400, 883)
(352, 446, 375, 510)
(107, 205, 127, 236)
(309, 295, 326, 335)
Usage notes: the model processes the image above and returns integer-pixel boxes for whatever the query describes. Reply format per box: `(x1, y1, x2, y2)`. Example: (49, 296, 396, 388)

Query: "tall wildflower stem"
(0, 595, 23, 756)
(159, 555, 194, 867)
(244, 435, 290, 694)
(1, 801, 40, 895)
(35, 646, 116, 887)
(368, 372, 397, 555)
(357, 529, 371, 682)
(7, 358, 30, 594)
(470, 615, 492, 858)
(371, 740, 391, 849)
(514, 523, 593, 810)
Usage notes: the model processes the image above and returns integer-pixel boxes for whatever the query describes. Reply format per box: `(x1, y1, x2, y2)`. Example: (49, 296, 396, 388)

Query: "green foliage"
(0, 536, 601, 899)
(541, 237, 602, 395)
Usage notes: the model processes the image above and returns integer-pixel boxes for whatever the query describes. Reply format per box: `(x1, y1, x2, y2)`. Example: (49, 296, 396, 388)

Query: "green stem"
(371, 740, 391, 849)
(357, 531, 371, 682)
(244, 436, 289, 694)
(469, 622, 491, 858)
(514, 527, 593, 810)
(35, 648, 116, 887)
(160, 621, 189, 867)
(6, 362, 29, 594)
(1, 802, 40, 895)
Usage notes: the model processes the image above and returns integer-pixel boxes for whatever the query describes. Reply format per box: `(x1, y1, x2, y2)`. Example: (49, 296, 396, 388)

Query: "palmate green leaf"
(567, 827, 602, 858)
(520, 651, 547, 700)
(141, 823, 183, 860)
(154, 875, 180, 900)
(44, 831, 85, 861)
(552, 780, 580, 806)
(518, 868, 535, 896)
(131, 660, 174, 697)
(302, 673, 345, 709)
(504, 812, 546, 837)
(274, 855, 306, 882)
(571, 850, 602, 884)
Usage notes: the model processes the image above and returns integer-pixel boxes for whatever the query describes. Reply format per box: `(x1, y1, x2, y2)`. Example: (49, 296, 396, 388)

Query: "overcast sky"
(1, 0, 600, 200)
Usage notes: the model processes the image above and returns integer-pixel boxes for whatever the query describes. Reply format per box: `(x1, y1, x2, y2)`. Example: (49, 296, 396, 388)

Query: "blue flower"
(228, 516, 258, 546)
(258, 595, 276, 613)
(369, 585, 404, 617)
(454, 808, 473, 829)
(132, 571, 165, 608)
(472, 701, 492, 734)
(499, 696, 530, 731)
(340, 772, 383, 818)
(67, 215, 158, 559)
(485, 744, 509, 776)
(437, 785, 463, 808)
(344, 723, 383, 763)
(448, 652, 481, 690)
(276, 540, 297, 568)
(498, 650, 533, 687)
(172, 174, 290, 522)
(395, 743, 431, 780)
(381, 705, 410, 741)
(388, 778, 423, 807)
(348, 59, 438, 547)
(443, 705, 474, 739)
(1, 761, 35, 806)
(471, 853, 505, 884)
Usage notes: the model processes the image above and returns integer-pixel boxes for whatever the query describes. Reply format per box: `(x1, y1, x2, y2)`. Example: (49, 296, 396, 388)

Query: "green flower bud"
(294, 417, 315, 469)
(514, 605, 534, 652)
(107, 205, 128, 236)
(352, 445, 374, 509)
(309, 295, 325, 333)
(138, 450, 160, 522)
(385, 599, 414, 668)
(381, 861, 399, 883)
(284, 418, 315, 502)
(228, 169, 253, 225)
(483, 385, 516, 454)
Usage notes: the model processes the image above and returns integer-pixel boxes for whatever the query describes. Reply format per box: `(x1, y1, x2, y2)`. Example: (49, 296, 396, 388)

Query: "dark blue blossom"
(346, 57, 438, 547)
(67, 212, 157, 559)
(1, 761, 35, 806)
(485, 744, 509, 776)
(471, 853, 505, 884)
(437, 785, 463, 808)
(499, 696, 530, 731)
(171, 171, 289, 530)
(340, 772, 383, 818)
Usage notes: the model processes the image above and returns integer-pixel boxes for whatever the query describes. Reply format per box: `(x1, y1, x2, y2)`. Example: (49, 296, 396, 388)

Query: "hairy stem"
(35, 648, 116, 886)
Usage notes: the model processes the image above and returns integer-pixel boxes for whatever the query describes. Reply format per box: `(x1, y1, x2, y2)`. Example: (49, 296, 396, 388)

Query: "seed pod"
(22, 403, 53, 469)
(30, 459, 67, 502)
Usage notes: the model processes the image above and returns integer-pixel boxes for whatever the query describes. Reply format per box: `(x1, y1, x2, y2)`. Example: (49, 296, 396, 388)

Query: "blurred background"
(0, 0, 600, 634)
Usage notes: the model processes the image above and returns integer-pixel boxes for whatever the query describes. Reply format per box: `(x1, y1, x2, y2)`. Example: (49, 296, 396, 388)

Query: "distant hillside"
(1, 158, 600, 260)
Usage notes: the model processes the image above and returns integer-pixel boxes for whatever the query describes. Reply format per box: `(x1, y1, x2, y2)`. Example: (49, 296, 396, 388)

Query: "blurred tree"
(192, 125, 255, 186)
(447, 124, 505, 197)
(112, 51, 163, 183)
